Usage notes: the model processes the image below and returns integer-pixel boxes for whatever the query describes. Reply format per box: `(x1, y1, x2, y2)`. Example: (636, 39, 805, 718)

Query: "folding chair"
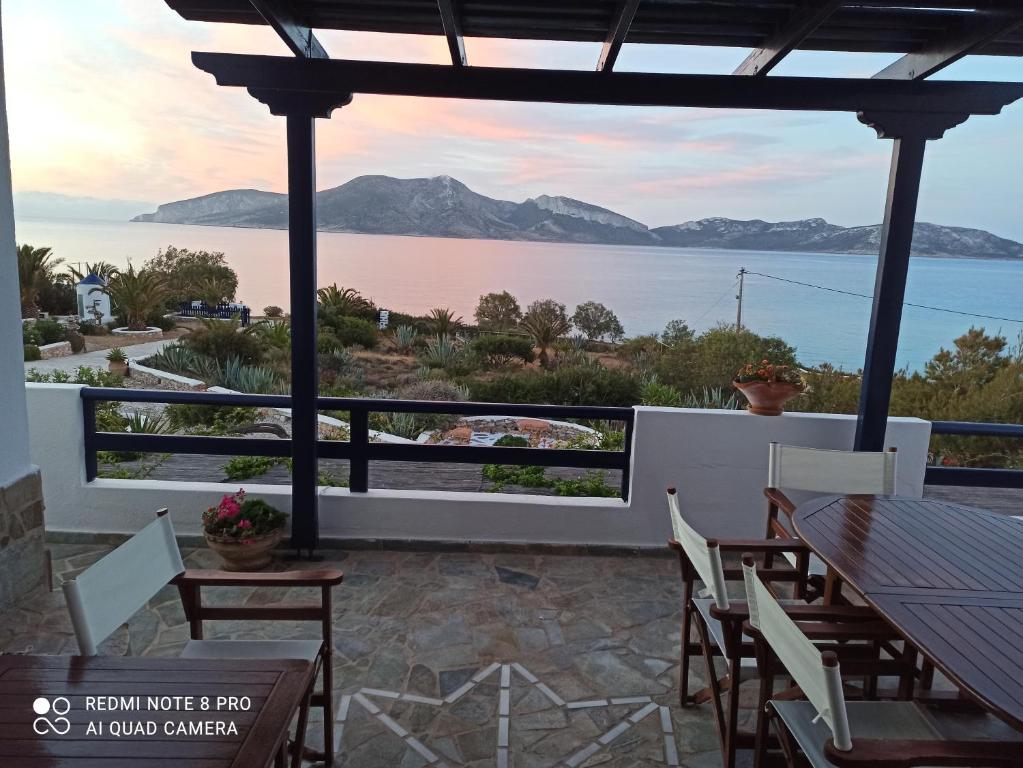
(62, 510, 343, 766)
(741, 556, 1022, 768)
(764, 443, 897, 602)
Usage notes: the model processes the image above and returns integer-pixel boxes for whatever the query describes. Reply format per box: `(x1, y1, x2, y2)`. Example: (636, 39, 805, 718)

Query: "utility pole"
(735, 267, 747, 330)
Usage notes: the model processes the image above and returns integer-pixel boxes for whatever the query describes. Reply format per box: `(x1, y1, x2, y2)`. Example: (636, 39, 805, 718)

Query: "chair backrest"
(742, 557, 852, 752)
(62, 511, 185, 655)
(767, 443, 897, 495)
(667, 488, 729, 609)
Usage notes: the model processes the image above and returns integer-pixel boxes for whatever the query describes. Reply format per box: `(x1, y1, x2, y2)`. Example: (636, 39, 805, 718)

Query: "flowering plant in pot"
(733, 360, 804, 416)
(201, 489, 287, 571)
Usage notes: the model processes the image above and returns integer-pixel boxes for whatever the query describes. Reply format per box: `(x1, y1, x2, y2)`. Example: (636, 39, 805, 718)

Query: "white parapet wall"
(25, 383, 931, 547)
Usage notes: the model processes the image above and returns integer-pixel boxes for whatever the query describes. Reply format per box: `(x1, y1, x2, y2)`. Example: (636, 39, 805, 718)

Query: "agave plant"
(393, 324, 418, 353)
(216, 357, 281, 394)
(316, 284, 373, 316)
(17, 244, 64, 318)
(428, 307, 463, 338)
(422, 334, 457, 367)
(122, 410, 171, 434)
(381, 411, 420, 440)
(680, 386, 742, 410)
(147, 344, 200, 375)
(252, 319, 292, 350)
(99, 264, 168, 330)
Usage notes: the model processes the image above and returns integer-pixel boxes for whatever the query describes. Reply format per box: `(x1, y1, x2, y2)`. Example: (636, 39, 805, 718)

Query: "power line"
(694, 279, 740, 325)
(742, 270, 1023, 325)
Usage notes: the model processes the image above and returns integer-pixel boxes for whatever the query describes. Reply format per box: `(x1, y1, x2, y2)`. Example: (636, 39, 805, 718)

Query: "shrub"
(494, 434, 528, 447)
(421, 334, 458, 368)
(264, 305, 284, 318)
(182, 318, 264, 365)
(67, 330, 86, 353)
(393, 324, 418, 354)
(656, 324, 797, 391)
(641, 378, 682, 407)
(571, 301, 624, 343)
(22, 325, 42, 346)
(321, 315, 377, 349)
(469, 364, 640, 407)
(23, 344, 41, 362)
(521, 299, 572, 368)
(398, 379, 468, 403)
(222, 456, 282, 481)
(470, 334, 535, 367)
(106, 347, 127, 363)
(145, 344, 201, 375)
(552, 471, 620, 498)
(166, 404, 258, 432)
(78, 322, 109, 336)
(33, 318, 68, 345)
(146, 246, 238, 308)
(475, 291, 522, 332)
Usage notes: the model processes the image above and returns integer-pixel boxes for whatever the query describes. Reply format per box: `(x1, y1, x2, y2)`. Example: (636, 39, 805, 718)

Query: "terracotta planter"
(107, 361, 128, 376)
(204, 528, 284, 571)
(733, 379, 804, 416)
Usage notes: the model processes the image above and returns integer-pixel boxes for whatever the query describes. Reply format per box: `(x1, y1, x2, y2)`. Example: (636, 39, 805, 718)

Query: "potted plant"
(106, 347, 128, 376)
(733, 359, 804, 416)
(202, 489, 287, 571)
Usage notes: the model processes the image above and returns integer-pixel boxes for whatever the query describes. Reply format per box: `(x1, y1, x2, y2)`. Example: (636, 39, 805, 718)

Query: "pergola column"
(249, 88, 352, 554)
(853, 110, 968, 452)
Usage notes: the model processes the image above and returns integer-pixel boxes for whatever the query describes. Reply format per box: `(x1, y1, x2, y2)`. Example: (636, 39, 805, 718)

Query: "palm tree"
(68, 261, 119, 283)
(99, 264, 168, 330)
(316, 284, 373, 316)
(521, 299, 572, 368)
(17, 244, 63, 318)
(429, 307, 463, 338)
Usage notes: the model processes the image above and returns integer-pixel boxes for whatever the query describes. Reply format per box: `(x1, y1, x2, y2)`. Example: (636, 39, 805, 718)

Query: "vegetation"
(572, 301, 624, 343)
(470, 334, 535, 367)
(317, 284, 375, 318)
(429, 307, 463, 337)
(482, 464, 620, 497)
(17, 244, 64, 318)
(521, 299, 572, 368)
(263, 305, 284, 318)
(101, 264, 169, 330)
(23, 344, 40, 362)
(475, 291, 522, 332)
(146, 246, 237, 308)
(202, 490, 286, 540)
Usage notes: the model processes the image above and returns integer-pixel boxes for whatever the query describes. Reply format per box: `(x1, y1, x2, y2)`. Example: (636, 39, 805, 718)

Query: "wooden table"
(793, 494, 1023, 731)
(0, 655, 315, 767)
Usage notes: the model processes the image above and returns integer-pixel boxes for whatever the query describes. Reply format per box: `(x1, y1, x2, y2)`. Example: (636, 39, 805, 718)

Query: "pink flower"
(237, 519, 253, 530)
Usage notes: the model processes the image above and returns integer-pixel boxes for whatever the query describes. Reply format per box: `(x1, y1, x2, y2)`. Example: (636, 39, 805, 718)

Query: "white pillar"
(0, 20, 32, 488)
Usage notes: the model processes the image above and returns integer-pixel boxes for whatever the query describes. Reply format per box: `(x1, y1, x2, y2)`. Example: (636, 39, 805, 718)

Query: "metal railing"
(924, 421, 1023, 488)
(80, 388, 635, 498)
(176, 302, 251, 326)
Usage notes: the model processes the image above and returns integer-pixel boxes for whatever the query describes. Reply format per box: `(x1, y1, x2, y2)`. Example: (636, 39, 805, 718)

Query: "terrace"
(2, 1, 1023, 767)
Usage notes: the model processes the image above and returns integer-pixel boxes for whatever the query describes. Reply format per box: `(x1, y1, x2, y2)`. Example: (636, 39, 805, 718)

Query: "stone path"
(23, 338, 172, 374)
(4, 544, 729, 767)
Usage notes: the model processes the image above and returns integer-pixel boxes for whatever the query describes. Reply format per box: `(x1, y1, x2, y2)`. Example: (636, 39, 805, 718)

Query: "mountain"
(132, 175, 1023, 260)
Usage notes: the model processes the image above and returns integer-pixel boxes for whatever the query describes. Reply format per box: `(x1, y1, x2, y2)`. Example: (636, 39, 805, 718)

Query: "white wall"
(0, 26, 33, 488)
(26, 383, 931, 547)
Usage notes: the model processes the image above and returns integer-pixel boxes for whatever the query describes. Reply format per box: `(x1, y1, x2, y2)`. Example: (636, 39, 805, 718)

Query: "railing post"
(349, 407, 369, 492)
(82, 395, 97, 481)
(620, 415, 634, 501)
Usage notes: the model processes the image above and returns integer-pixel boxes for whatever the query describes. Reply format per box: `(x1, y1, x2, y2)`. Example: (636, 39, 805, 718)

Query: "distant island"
(132, 174, 1023, 260)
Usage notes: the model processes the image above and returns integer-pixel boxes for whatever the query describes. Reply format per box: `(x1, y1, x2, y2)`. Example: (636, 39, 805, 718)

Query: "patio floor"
(1, 543, 735, 767)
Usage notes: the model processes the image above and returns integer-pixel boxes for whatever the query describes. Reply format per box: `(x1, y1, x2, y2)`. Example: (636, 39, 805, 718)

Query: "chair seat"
(771, 699, 1018, 768)
(181, 639, 323, 662)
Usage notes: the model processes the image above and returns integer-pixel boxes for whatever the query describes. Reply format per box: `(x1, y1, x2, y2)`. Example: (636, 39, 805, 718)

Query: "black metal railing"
(80, 388, 635, 498)
(924, 421, 1023, 488)
(176, 302, 251, 326)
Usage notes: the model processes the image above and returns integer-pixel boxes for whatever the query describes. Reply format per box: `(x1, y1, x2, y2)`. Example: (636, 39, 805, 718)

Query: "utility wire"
(693, 279, 740, 325)
(742, 270, 1023, 325)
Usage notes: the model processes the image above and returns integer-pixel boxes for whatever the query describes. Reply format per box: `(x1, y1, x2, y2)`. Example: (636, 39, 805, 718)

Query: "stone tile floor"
(1, 543, 735, 767)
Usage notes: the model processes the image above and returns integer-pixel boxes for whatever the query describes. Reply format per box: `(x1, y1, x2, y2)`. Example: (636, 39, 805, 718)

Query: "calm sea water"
(15, 216, 1023, 371)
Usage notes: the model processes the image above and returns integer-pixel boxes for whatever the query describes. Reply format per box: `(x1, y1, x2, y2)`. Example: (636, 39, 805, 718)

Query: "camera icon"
(32, 697, 71, 735)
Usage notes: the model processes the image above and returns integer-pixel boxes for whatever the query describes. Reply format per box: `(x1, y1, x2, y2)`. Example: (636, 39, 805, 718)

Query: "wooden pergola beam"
(597, 0, 641, 73)
(249, 0, 328, 59)
(873, 12, 1023, 80)
(192, 52, 1023, 116)
(436, 0, 467, 67)
(733, 0, 843, 76)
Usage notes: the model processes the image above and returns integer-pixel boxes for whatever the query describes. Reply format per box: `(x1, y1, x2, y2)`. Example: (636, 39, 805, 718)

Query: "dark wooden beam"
(192, 52, 1023, 116)
(873, 12, 1023, 80)
(854, 136, 927, 452)
(597, 0, 641, 73)
(733, 0, 843, 76)
(249, 0, 328, 59)
(436, 0, 467, 67)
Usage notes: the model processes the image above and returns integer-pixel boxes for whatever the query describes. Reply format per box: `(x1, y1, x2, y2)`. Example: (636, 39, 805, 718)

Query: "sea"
(14, 216, 1023, 372)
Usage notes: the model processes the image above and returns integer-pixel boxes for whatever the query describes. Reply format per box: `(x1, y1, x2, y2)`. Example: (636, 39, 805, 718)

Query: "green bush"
(22, 325, 42, 346)
(263, 305, 284, 318)
(182, 318, 263, 365)
(222, 455, 282, 481)
(78, 322, 109, 336)
(23, 344, 41, 362)
(320, 313, 377, 349)
(469, 364, 640, 407)
(494, 434, 529, 447)
(470, 334, 535, 367)
(166, 404, 258, 433)
(656, 324, 797, 392)
(33, 319, 68, 345)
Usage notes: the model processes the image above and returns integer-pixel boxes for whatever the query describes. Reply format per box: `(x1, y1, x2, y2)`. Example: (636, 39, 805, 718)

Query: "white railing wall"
(26, 384, 931, 547)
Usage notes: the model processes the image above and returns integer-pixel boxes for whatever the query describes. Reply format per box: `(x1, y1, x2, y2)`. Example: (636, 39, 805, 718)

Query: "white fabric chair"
(62, 510, 342, 766)
(765, 443, 897, 599)
(742, 558, 1023, 768)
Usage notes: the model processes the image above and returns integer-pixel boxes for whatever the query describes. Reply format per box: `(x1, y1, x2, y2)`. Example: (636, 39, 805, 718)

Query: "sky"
(3, 0, 1023, 238)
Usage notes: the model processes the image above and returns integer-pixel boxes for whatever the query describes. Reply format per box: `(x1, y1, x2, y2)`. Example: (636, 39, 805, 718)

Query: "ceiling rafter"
(733, 0, 843, 76)
(249, 0, 328, 59)
(597, 0, 642, 73)
(436, 0, 467, 67)
(873, 11, 1023, 79)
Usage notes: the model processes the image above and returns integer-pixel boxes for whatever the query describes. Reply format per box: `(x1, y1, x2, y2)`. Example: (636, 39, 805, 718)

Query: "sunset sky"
(3, 0, 1023, 238)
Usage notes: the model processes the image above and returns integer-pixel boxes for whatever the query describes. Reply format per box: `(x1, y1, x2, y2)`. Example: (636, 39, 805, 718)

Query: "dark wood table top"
(0, 655, 315, 767)
(793, 494, 1023, 731)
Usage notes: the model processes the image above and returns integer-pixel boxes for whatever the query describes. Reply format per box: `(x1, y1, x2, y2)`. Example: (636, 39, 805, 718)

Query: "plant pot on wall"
(201, 490, 288, 571)
(733, 379, 804, 416)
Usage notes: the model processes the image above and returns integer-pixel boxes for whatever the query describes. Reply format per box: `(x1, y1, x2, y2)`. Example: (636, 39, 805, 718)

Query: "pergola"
(166, 0, 1023, 551)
